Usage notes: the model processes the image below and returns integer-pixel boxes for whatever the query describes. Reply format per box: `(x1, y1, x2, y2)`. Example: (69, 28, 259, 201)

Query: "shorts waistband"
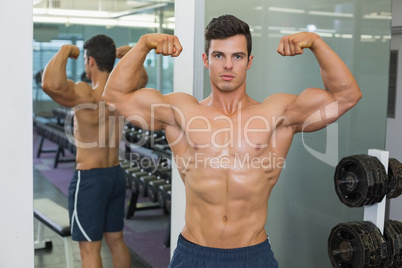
(177, 234, 272, 261)
(75, 165, 122, 176)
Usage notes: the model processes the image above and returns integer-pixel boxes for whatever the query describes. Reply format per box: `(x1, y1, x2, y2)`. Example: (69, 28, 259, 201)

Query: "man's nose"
(224, 58, 233, 69)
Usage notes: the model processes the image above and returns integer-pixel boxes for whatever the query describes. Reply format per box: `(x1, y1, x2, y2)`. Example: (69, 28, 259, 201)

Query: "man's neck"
(90, 72, 110, 95)
(205, 88, 252, 115)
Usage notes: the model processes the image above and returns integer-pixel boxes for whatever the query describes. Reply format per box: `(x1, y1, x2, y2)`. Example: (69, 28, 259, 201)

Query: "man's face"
(203, 34, 253, 93)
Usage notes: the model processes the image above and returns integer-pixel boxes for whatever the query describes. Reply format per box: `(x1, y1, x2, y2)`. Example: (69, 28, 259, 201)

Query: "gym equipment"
(328, 221, 387, 268)
(157, 184, 171, 215)
(121, 164, 141, 189)
(383, 220, 402, 267)
(130, 171, 150, 192)
(165, 190, 171, 214)
(334, 154, 387, 207)
(334, 154, 402, 207)
(121, 122, 172, 221)
(387, 158, 402, 199)
(52, 107, 72, 125)
(138, 175, 159, 197)
(124, 122, 171, 152)
(330, 150, 402, 267)
(34, 119, 76, 168)
(148, 180, 170, 203)
(328, 220, 402, 268)
(34, 198, 73, 268)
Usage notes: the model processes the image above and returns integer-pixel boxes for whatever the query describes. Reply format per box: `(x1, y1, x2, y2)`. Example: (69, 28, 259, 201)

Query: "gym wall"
(0, 0, 34, 267)
(386, 0, 402, 223)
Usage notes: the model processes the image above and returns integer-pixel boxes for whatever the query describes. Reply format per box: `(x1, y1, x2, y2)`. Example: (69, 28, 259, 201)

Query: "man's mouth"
(221, 74, 235, 81)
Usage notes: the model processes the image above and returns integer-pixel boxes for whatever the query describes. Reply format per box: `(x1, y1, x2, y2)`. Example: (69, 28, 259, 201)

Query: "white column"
(171, 0, 205, 256)
(364, 149, 389, 233)
(0, 0, 34, 266)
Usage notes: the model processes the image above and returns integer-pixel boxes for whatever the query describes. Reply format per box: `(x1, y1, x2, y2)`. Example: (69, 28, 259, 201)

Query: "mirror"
(32, 1, 175, 267)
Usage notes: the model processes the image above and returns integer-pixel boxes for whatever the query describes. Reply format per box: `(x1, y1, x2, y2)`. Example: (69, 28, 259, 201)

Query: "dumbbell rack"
(125, 145, 172, 219)
(328, 149, 402, 267)
(364, 149, 388, 234)
(121, 123, 172, 247)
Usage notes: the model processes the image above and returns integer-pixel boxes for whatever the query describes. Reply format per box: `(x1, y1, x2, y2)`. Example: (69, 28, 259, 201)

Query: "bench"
(34, 198, 74, 268)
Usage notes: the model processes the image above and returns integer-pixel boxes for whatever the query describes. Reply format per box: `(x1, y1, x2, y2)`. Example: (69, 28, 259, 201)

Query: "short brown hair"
(204, 14, 252, 57)
(84, 34, 116, 73)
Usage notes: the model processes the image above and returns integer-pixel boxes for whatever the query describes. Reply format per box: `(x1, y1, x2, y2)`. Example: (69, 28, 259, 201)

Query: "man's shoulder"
(263, 92, 295, 100)
(74, 81, 94, 95)
(261, 92, 297, 107)
(164, 92, 199, 105)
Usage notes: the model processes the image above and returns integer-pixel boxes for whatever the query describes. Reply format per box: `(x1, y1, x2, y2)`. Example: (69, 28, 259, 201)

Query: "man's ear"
(202, 53, 209, 68)
(246, 55, 254, 70)
(88, 56, 96, 67)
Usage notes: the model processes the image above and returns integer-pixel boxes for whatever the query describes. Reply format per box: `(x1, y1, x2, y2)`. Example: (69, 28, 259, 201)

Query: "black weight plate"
(365, 156, 386, 204)
(328, 222, 368, 267)
(384, 220, 402, 267)
(350, 222, 376, 266)
(388, 158, 402, 199)
(335, 155, 373, 207)
(389, 220, 402, 266)
(360, 221, 387, 267)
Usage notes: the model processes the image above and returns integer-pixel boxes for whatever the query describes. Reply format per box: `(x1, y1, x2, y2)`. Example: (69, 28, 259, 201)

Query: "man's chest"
(181, 111, 277, 151)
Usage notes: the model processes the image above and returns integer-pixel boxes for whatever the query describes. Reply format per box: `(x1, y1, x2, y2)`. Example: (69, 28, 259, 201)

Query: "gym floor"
(33, 169, 152, 268)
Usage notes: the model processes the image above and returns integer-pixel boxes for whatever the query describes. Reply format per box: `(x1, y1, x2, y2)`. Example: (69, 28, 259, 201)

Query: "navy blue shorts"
(68, 165, 126, 242)
(168, 234, 279, 268)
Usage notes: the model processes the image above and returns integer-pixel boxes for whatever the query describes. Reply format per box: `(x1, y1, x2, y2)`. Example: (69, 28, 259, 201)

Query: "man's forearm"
(105, 37, 151, 101)
(310, 37, 359, 96)
(104, 33, 182, 108)
(42, 45, 72, 93)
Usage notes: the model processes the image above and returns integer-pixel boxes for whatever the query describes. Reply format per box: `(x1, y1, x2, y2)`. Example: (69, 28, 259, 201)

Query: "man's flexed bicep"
(42, 45, 91, 107)
(104, 33, 183, 130)
(283, 87, 345, 133)
(104, 33, 182, 99)
(278, 32, 362, 133)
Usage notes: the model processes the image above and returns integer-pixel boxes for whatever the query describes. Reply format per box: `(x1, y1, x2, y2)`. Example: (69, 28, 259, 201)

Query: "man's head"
(204, 15, 252, 58)
(83, 34, 116, 73)
(203, 15, 253, 93)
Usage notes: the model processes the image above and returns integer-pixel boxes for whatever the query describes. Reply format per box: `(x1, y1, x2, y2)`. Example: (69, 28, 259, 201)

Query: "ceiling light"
(316, 32, 333, 38)
(33, 8, 109, 18)
(33, 16, 69, 24)
(340, 34, 353, 39)
(279, 30, 300, 35)
(363, 14, 392, 20)
(308, 10, 353, 18)
(33, 15, 164, 29)
(306, 24, 317, 32)
(68, 18, 117, 27)
(268, 7, 306, 14)
(268, 26, 297, 31)
(117, 20, 159, 28)
(33, 3, 168, 19)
